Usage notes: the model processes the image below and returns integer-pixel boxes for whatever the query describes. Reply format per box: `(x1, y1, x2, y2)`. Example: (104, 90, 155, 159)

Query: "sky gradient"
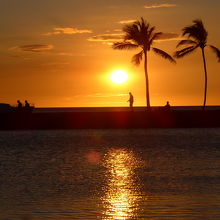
(0, 0, 219, 107)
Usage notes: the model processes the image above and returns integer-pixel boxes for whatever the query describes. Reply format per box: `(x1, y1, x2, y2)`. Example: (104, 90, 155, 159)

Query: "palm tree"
(112, 17, 175, 109)
(174, 19, 220, 109)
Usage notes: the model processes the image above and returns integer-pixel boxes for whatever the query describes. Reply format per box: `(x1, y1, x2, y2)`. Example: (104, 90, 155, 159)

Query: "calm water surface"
(0, 128, 220, 219)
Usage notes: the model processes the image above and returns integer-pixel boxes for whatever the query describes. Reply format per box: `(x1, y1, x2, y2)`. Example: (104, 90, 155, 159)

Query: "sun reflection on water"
(102, 148, 143, 219)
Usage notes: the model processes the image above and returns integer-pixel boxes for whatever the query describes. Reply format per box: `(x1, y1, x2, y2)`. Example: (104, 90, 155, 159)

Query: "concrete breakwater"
(0, 109, 220, 129)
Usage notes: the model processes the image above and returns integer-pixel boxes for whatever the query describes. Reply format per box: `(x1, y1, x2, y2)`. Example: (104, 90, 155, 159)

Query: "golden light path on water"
(102, 148, 143, 219)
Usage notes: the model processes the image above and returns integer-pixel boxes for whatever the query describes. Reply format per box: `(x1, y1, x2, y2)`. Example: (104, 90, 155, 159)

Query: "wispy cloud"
(114, 29, 122, 32)
(88, 33, 123, 45)
(43, 27, 92, 36)
(144, 3, 177, 9)
(41, 62, 70, 66)
(55, 52, 74, 56)
(75, 93, 127, 98)
(53, 52, 86, 57)
(118, 19, 136, 24)
(156, 33, 180, 41)
(88, 32, 180, 45)
(10, 44, 54, 52)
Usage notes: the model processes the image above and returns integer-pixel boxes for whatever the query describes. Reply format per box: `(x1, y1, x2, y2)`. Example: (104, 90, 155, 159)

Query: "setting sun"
(110, 70, 128, 84)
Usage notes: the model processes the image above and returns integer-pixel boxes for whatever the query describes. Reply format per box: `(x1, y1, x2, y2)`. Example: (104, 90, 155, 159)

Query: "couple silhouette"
(17, 100, 30, 109)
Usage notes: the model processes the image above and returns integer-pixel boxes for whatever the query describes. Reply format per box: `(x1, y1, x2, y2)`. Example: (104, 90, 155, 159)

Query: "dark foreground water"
(0, 129, 220, 220)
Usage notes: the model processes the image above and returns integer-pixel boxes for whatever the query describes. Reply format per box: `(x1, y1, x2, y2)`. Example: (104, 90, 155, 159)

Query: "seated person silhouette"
(24, 100, 30, 109)
(17, 100, 22, 109)
(128, 92, 134, 108)
(164, 101, 171, 110)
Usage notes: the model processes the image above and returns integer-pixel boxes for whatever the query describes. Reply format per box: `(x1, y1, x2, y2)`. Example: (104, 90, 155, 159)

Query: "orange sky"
(0, 0, 219, 107)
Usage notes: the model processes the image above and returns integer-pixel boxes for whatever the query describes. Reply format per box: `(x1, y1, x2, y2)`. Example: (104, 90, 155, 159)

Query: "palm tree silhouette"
(112, 17, 175, 109)
(174, 19, 220, 109)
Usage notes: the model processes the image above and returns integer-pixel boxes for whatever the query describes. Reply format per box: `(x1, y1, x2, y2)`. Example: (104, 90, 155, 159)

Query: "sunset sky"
(0, 0, 219, 107)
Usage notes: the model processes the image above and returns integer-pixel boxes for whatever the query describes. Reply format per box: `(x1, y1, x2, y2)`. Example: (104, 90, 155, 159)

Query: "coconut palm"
(112, 17, 175, 109)
(174, 19, 220, 109)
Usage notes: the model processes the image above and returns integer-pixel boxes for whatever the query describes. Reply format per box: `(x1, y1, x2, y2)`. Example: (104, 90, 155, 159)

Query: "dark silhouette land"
(0, 105, 220, 130)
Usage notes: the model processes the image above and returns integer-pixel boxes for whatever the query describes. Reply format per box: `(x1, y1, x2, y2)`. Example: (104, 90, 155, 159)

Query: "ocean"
(0, 128, 220, 219)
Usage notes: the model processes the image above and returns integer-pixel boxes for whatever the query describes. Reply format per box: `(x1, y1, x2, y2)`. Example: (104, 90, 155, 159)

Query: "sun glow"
(110, 70, 128, 84)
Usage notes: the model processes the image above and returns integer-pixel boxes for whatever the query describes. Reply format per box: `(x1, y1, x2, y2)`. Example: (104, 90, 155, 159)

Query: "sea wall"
(0, 110, 220, 130)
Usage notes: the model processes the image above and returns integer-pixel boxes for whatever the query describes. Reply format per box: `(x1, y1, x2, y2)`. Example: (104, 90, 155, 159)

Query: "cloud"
(43, 27, 92, 36)
(144, 3, 177, 9)
(55, 52, 74, 56)
(75, 93, 127, 98)
(8, 54, 20, 58)
(88, 33, 123, 45)
(41, 62, 70, 66)
(88, 32, 180, 45)
(156, 33, 180, 41)
(53, 52, 86, 57)
(118, 19, 136, 24)
(114, 29, 122, 32)
(10, 44, 54, 52)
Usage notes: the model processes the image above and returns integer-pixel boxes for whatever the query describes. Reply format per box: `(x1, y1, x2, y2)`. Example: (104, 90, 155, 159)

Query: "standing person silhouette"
(128, 92, 134, 108)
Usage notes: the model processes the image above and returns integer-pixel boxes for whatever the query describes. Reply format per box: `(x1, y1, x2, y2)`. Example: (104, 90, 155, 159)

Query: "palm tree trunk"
(144, 51, 150, 109)
(201, 48, 208, 110)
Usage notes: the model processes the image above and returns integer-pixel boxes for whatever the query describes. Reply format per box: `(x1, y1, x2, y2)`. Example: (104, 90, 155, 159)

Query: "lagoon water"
(0, 128, 220, 219)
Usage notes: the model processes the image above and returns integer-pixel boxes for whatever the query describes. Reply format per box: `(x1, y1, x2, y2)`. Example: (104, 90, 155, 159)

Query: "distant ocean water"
(0, 128, 220, 220)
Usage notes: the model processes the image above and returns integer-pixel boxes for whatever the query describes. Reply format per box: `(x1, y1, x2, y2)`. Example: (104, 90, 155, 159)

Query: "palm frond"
(123, 24, 142, 45)
(123, 24, 138, 39)
(122, 18, 154, 46)
(174, 45, 198, 58)
(152, 47, 176, 63)
(112, 42, 139, 50)
(176, 40, 197, 48)
(134, 17, 150, 34)
(131, 50, 144, 66)
(182, 19, 207, 46)
(148, 26, 156, 38)
(209, 45, 220, 62)
(149, 32, 162, 48)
